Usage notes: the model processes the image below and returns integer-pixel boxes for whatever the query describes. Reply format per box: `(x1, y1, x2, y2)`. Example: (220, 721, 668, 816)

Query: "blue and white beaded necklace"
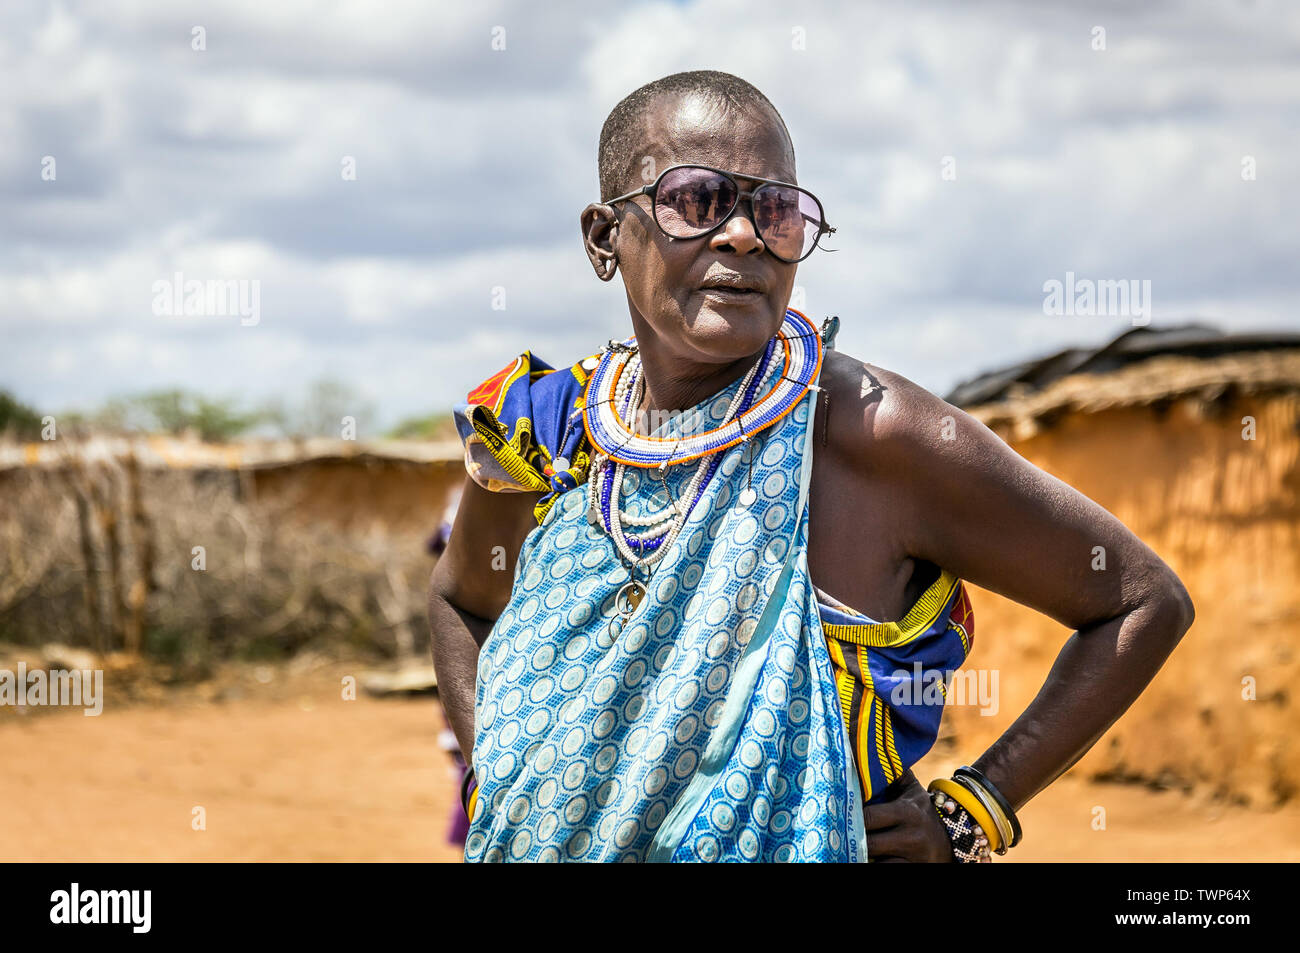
(582, 309, 823, 624)
(583, 309, 822, 468)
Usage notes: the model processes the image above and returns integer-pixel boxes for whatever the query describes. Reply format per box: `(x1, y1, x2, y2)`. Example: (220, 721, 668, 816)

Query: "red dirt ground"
(3, 662, 1297, 862)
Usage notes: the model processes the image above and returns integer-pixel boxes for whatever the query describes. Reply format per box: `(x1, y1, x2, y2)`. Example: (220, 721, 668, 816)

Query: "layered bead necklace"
(582, 310, 823, 627)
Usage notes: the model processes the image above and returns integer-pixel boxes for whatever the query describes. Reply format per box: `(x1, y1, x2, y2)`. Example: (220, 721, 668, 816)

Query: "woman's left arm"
(849, 362, 1195, 833)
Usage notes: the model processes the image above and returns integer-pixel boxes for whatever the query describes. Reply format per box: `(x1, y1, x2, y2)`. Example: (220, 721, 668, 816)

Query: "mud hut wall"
(249, 458, 466, 541)
(935, 392, 1300, 805)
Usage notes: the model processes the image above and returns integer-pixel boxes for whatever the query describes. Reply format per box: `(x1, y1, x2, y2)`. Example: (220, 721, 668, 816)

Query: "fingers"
(865, 827, 912, 859)
(862, 799, 907, 831)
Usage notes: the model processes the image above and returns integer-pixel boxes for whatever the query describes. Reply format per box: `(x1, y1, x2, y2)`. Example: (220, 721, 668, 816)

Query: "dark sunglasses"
(606, 163, 835, 263)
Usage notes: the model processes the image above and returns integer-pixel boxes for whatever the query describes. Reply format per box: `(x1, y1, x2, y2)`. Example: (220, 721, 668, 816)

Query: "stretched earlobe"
(597, 257, 618, 282)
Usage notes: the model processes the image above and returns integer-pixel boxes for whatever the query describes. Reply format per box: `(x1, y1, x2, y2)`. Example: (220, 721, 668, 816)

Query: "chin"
(681, 298, 783, 361)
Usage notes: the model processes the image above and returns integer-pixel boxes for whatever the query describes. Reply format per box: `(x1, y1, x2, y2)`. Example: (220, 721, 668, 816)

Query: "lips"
(698, 273, 766, 295)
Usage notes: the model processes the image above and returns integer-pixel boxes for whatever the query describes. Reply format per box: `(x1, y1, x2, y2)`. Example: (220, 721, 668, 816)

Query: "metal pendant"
(739, 487, 757, 507)
(606, 579, 645, 642)
(615, 580, 646, 615)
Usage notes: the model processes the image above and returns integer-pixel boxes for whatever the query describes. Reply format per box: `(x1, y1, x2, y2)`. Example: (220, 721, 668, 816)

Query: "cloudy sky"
(3, 0, 1297, 433)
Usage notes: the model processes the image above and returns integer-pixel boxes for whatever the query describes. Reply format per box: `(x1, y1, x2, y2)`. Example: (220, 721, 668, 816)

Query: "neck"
(629, 318, 767, 418)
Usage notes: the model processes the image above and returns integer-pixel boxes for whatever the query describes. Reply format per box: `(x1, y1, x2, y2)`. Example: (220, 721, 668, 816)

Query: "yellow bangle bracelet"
(929, 778, 1002, 853)
(953, 774, 1014, 854)
(467, 785, 480, 823)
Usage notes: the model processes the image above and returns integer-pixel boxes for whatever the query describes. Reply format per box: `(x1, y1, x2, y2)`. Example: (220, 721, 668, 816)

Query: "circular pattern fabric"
(464, 363, 863, 862)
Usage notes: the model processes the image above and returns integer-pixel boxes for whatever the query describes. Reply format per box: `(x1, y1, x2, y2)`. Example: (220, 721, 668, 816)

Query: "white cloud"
(2, 0, 1298, 428)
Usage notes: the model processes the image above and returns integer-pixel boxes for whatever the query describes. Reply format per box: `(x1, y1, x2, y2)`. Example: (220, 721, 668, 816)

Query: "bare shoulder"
(819, 348, 974, 473)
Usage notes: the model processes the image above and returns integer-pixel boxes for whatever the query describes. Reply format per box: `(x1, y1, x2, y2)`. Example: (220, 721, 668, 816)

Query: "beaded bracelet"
(928, 789, 990, 863)
(929, 777, 1003, 854)
(928, 769, 1024, 862)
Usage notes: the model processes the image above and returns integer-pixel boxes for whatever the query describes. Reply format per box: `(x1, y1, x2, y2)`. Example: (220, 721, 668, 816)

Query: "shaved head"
(597, 70, 794, 202)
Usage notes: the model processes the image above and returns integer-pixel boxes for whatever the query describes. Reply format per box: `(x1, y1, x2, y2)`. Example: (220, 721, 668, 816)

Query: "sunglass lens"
(655, 167, 738, 238)
(754, 185, 824, 261)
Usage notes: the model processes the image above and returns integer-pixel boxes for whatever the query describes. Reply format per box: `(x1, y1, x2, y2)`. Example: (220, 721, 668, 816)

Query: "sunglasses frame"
(606, 163, 835, 264)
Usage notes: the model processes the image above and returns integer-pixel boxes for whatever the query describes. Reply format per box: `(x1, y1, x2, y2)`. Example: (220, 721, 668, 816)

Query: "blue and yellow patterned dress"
(452, 310, 974, 862)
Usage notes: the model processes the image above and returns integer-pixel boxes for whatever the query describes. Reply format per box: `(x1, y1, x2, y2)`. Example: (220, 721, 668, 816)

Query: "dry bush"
(0, 460, 434, 676)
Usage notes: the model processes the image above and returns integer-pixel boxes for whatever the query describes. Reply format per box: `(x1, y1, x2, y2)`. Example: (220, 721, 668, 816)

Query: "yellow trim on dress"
(820, 570, 960, 648)
(856, 645, 874, 801)
(469, 415, 552, 493)
(872, 695, 895, 784)
(824, 637, 855, 729)
(882, 706, 903, 779)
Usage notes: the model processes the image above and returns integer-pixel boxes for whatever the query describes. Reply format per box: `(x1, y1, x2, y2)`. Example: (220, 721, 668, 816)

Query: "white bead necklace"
(593, 347, 771, 618)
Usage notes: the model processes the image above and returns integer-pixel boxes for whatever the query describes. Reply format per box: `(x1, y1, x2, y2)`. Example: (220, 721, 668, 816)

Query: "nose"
(708, 209, 765, 257)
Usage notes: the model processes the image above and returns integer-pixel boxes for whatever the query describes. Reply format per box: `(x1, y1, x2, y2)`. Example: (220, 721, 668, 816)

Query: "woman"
(427, 70, 1194, 862)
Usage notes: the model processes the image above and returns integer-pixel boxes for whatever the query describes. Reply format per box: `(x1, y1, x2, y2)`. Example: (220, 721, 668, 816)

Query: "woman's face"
(584, 94, 800, 367)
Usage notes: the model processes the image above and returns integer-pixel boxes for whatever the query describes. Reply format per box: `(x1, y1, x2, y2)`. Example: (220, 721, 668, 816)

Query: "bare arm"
(855, 363, 1195, 811)
(427, 475, 541, 762)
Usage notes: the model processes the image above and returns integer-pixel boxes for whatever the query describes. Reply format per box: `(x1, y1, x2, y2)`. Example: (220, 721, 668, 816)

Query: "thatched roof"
(0, 435, 464, 473)
(948, 324, 1300, 434)
(947, 324, 1300, 405)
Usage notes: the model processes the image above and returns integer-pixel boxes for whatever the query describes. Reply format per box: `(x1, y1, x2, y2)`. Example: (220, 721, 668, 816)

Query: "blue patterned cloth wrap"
(463, 354, 869, 862)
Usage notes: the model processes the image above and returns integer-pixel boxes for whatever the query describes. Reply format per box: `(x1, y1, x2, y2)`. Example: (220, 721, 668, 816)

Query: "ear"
(580, 203, 619, 281)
